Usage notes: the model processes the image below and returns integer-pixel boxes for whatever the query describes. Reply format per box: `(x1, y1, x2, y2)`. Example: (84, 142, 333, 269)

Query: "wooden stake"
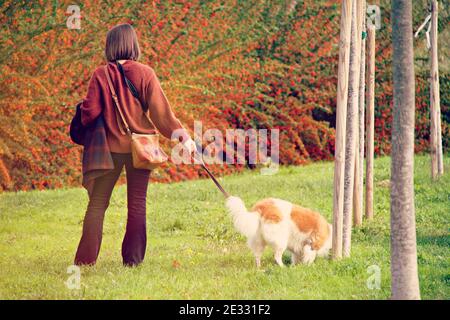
(353, 148, 362, 226)
(430, 0, 443, 179)
(354, 0, 366, 227)
(343, 0, 363, 258)
(332, 0, 353, 260)
(437, 107, 443, 175)
(365, 26, 375, 220)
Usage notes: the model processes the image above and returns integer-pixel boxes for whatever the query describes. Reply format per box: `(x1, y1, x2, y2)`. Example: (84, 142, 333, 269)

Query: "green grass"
(0, 155, 448, 299)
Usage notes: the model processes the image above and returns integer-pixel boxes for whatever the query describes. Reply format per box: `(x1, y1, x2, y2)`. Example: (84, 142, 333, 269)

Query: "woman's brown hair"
(105, 23, 140, 62)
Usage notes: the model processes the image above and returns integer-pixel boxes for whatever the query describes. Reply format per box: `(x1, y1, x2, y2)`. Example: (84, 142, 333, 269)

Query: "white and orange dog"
(226, 196, 332, 267)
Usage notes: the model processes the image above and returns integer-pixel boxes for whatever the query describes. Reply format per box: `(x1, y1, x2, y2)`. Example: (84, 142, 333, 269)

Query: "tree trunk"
(390, 0, 421, 300)
(343, 0, 362, 257)
(365, 26, 375, 220)
(354, 0, 366, 227)
(332, 0, 353, 260)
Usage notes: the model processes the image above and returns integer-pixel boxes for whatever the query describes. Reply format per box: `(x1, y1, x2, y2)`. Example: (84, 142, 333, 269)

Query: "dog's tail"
(225, 196, 260, 239)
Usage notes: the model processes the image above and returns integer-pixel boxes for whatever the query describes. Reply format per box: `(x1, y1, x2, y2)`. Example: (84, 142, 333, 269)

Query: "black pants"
(74, 153, 150, 266)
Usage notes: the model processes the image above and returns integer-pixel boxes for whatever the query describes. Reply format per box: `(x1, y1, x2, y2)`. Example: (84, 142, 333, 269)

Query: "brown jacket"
(81, 60, 189, 153)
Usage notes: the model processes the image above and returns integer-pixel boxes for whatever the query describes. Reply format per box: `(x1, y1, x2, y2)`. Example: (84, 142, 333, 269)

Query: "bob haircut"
(105, 23, 140, 62)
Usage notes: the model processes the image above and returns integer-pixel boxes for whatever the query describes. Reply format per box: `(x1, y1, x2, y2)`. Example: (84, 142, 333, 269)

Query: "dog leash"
(194, 144, 230, 199)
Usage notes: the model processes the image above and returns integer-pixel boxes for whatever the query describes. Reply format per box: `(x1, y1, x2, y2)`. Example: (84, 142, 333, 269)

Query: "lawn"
(0, 155, 448, 299)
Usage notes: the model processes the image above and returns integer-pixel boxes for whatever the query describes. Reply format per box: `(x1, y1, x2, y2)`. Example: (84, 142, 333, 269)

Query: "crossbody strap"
(116, 62, 158, 131)
(104, 64, 158, 137)
(104, 65, 131, 136)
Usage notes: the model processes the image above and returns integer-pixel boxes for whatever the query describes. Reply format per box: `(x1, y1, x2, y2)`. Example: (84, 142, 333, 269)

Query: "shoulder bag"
(104, 65, 168, 170)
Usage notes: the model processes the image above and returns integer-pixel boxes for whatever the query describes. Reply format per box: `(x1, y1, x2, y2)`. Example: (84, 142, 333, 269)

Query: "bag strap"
(116, 61, 141, 106)
(116, 61, 156, 131)
(105, 61, 157, 135)
(104, 65, 131, 136)
(113, 62, 158, 133)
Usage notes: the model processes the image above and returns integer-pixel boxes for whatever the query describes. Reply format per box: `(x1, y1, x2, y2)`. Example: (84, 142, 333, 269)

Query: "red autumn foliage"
(0, 0, 448, 191)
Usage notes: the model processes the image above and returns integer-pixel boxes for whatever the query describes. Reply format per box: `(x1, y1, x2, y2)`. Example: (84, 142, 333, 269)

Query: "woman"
(74, 23, 196, 267)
